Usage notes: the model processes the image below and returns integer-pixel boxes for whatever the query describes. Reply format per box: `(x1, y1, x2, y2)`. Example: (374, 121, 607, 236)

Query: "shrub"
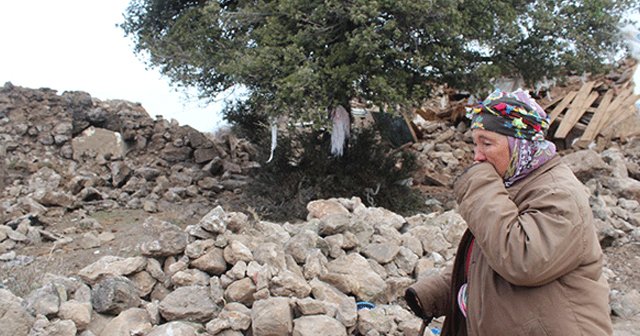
(242, 125, 426, 221)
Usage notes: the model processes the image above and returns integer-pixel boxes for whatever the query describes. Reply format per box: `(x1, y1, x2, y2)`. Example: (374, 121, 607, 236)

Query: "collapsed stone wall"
(0, 82, 258, 225)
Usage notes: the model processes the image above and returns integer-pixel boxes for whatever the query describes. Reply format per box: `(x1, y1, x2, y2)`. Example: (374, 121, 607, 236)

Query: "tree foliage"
(121, 0, 639, 125)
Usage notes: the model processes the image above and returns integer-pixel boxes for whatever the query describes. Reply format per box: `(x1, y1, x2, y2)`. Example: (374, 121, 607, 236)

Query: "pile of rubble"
(2, 198, 469, 335)
(1, 80, 640, 335)
(0, 82, 259, 249)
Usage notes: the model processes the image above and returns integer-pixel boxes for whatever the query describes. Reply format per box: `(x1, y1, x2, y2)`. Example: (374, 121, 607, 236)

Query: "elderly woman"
(406, 90, 613, 335)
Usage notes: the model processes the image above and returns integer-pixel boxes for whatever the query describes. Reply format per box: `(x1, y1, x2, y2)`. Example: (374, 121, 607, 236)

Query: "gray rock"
(223, 240, 254, 265)
(140, 217, 188, 257)
(362, 242, 401, 264)
(604, 177, 640, 202)
(194, 148, 218, 163)
(324, 253, 386, 302)
(32, 190, 75, 208)
(562, 149, 611, 181)
(306, 199, 350, 220)
(159, 285, 221, 322)
(22, 282, 66, 316)
(294, 297, 338, 316)
(198, 205, 228, 234)
(191, 247, 228, 275)
(128, 271, 157, 297)
(0, 289, 34, 336)
(71, 127, 126, 161)
(77, 256, 147, 285)
(146, 321, 206, 336)
(293, 315, 347, 336)
(285, 230, 319, 264)
(91, 276, 141, 315)
(357, 307, 394, 335)
(303, 249, 328, 280)
(79, 232, 101, 249)
(28, 167, 61, 192)
(318, 214, 351, 236)
(228, 261, 247, 280)
(408, 224, 451, 255)
(58, 300, 92, 331)
(99, 308, 152, 336)
(160, 144, 192, 163)
(251, 297, 293, 336)
(270, 270, 312, 298)
(611, 289, 640, 319)
(185, 239, 216, 259)
(224, 278, 257, 307)
(601, 148, 629, 179)
(253, 242, 287, 273)
(134, 167, 162, 181)
(354, 206, 405, 231)
(309, 278, 357, 327)
(206, 302, 252, 334)
(225, 212, 250, 233)
(171, 269, 210, 287)
(34, 318, 77, 336)
(110, 161, 132, 188)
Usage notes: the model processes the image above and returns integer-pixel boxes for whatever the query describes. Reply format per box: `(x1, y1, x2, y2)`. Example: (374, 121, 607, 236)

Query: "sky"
(0, 0, 228, 133)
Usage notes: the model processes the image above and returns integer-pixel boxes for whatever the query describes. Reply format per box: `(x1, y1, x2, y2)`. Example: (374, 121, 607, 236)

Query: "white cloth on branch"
(330, 105, 350, 157)
(266, 121, 278, 163)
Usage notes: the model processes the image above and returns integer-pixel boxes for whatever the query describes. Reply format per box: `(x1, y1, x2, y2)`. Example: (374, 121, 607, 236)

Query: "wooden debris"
(540, 59, 639, 145)
(554, 83, 597, 139)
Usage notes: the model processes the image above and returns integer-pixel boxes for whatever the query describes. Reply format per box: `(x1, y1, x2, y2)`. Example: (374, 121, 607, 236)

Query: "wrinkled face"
(472, 129, 511, 177)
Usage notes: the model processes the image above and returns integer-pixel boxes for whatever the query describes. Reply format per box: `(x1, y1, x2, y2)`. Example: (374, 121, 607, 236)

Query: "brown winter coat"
(408, 156, 613, 335)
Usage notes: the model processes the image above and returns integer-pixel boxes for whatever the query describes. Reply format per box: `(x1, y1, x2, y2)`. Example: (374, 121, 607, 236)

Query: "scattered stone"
(91, 275, 141, 315)
(251, 297, 293, 336)
(159, 285, 221, 322)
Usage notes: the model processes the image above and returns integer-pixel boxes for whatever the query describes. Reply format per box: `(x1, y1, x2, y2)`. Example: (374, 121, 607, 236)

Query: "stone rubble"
(1, 83, 639, 334)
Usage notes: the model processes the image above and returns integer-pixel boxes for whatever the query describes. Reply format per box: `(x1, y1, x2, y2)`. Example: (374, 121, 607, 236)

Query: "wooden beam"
(401, 111, 419, 143)
(540, 95, 566, 110)
(596, 87, 633, 131)
(600, 93, 640, 133)
(579, 90, 613, 143)
(549, 91, 577, 123)
(554, 82, 598, 138)
(600, 104, 638, 138)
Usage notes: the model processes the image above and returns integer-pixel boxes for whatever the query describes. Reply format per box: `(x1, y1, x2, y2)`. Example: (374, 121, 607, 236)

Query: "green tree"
(121, 0, 638, 126)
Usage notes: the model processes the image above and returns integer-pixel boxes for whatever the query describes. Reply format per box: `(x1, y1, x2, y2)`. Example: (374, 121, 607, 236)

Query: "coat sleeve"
(406, 265, 452, 319)
(453, 163, 586, 287)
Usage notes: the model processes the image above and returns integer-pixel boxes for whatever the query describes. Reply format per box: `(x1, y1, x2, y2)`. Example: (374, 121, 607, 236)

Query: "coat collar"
(506, 154, 561, 195)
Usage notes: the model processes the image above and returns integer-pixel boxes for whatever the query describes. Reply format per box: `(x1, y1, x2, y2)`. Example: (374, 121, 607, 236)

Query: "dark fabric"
(405, 287, 429, 320)
(441, 229, 475, 336)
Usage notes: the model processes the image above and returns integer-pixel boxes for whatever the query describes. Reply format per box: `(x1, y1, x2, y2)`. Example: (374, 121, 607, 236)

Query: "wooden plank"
(401, 111, 419, 143)
(600, 105, 638, 138)
(549, 91, 577, 123)
(600, 93, 640, 132)
(554, 82, 598, 138)
(540, 95, 566, 110)
(596, 87, 633, 131)
(579, 90, 613, 142)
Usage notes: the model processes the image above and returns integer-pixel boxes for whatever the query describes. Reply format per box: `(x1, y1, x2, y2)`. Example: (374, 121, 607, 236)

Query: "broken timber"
(541, 61, 640, 145)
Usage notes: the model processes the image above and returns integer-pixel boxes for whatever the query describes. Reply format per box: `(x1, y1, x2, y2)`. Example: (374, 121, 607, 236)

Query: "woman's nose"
(473, 149, 486, 162)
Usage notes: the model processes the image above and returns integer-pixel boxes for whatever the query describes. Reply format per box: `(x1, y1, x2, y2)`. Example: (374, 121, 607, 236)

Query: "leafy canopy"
(121, 0, 638, 125)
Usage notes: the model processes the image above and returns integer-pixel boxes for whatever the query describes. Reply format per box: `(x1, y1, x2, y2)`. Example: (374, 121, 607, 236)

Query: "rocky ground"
(1, 82, 640, 335)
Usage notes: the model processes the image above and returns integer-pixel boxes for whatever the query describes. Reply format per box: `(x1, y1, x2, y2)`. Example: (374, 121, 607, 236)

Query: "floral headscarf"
(468, 89, 557, 187)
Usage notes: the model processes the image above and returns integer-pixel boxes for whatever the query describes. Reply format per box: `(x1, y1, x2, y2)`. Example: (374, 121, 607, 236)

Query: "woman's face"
(472, 129, 511, 177)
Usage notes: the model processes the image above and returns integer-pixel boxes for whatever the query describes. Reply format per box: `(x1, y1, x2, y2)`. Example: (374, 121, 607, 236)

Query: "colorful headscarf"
(468, 89, 557, 187)
(467, 89, 550, 141)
